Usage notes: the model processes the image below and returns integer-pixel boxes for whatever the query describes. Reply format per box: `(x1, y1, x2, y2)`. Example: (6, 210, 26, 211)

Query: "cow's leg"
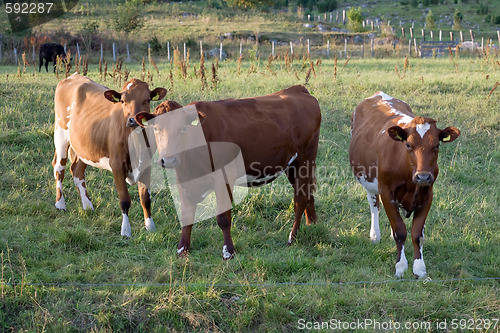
(70, 157, 94, 211)
(52, 55, 57, 73)
(110, 166, 132, 237)
(39, 57, 43, 72)
(217, 210, 234, 260)
(52, 126, 69, 210)
(380, 187, 408, 277)
(287, 159, 311, 245)
(137, 176, 156, 232)
(411, 192, 432, 278)
(177, 199, 196, 256)
(45, 58, 49, 72)
(367, 192, 381, 243)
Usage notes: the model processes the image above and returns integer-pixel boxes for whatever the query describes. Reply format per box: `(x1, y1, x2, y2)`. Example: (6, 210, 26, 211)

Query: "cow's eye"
(120, 100, 125, 104)
(406, 143, 413, 151)
(434, 143, 440, 151)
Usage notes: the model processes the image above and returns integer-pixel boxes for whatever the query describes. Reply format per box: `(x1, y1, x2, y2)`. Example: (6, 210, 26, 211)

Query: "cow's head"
(104, 79, 167, 128)
(134, 103, 206, 168)
(387, 117, 460, 186)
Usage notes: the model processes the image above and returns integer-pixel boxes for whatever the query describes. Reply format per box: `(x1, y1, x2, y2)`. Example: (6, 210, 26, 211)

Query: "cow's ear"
(134, 112, 157, 127)
(439, 127, 460, 143)
(104, 90, 121, 103)
(150, 88, 167, 101)
(387, 126, 408, 142)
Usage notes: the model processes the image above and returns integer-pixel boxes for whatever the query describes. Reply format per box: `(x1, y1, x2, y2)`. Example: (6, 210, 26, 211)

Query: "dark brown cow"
(135, 85, 321, 259)
(52, 74, 167, 236)
(349, 91, 460, 278)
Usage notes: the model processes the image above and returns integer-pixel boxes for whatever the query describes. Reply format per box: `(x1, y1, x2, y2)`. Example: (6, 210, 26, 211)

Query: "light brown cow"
(349, 91, 460, 278)
(52, 74, 167, 236)
(135, 85, 321, 259)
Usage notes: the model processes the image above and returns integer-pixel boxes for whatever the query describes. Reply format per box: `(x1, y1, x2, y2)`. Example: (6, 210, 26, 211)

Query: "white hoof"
(145, 217, 156, 232)
(413, 259, 427, 278)
(55, 197, 66, 211)
(395, 249, 408, 278)
(370, 233, 381, 243)
(222, 245, 233, 260)
(121, 213, 131, 237)
(81, 199, 94, 211)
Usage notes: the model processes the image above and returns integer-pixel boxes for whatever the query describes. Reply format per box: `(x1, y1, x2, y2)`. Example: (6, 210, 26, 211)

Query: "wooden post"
(371, 21, 374, 31)
(308, 14, 310, 21)
(421, 29, 425, 41)
(220, 42, 223, 60)
(460, 31, 463, 43)
(290, 41, 293, 55)
(450, 31, 453, 41)
(439, 30, 442, 41)
(430, 30, 434, 41)
(272, 41, 275, 57)
(327, 40, 330, 58)
(76, 43, 80, 59)
(200, 41, 203, 58)
(14, 48, 17, 65)
(240, 40, 243, 56)
(148, 43, 151, 60)
(498, 31, 500, 47)
(330, 13, 332, 22)
(32, 44, 35, 61)
(414, 38, 418, 57)
(410, 27, 414, 39)
(112, 43, 116, 62)
(371, 38, 375, 57)
(470, 29, 474, 44)
(100, 43, 103, 62)
(344, 38, 347, 58)
(408, 39, 411, 56)
(342, 10, 346, 25)
(167, 41, 170, 61)
(183, 42, 186, 61)
(481, 37, 484, 50)
(64, 43, 67, 53)
(307, 39, 310, 55)
(126, 44, 130, 62)
(401, 27, 405, 39)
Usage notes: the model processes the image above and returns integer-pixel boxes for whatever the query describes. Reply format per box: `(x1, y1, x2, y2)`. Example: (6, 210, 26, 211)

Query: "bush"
(148, 36, 162, 53)
(347, 7, 364, 32)
(426, 9, 435, 29)
(114, 0, 143, 34)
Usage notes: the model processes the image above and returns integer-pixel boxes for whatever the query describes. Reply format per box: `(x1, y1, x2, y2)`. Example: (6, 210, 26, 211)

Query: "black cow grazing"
(39, 43, 68, 73)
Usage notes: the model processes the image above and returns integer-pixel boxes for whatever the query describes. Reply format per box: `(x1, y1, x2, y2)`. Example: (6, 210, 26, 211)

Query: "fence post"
(439, 30, 442, 41)
(344, 38, 347, 58)
(371, 21, 374, 31)
(240, 40, 243, 56)
(430, 30, 433, 41)
(148, 43, 151, 59)
(167, 41, 170, 61)
(459, 31, 463, 43)
(126, 44, 131, 62)
(410, 27, 414, 39)
(200, 41, 203, 58)
(401, 27, 405, 39)
(100, 43, 103, 62)
(220, 42, 223, 60)
(307, 39, 310, 56)
(470, 29, 474, 44)
(14, 48, 18, 65)
(497, 31, 500, 47)
(450, 31, 453, 41)
(183, 42, 186, 61)
(76, 43, 80, 59)
(342, 10, 346, 25)
(307, 14, 310, 21)
(421, 29, 425, 41)
(272, 41, 275, 57)
(290, 41, 293, 55)
(32, 44, 35, 61)
(64, 43, 66, 53)
(371, 38, 375, 57)
(112, 43, 116, 62)
(327, 40, 330, 58)
(408, 39, 411, 57)
(414, 38, 418, 57)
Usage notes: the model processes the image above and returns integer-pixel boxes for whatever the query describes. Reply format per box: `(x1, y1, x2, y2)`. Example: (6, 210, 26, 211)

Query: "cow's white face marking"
(395, 245, 408, 277)
(373, 91, 394, 101)
(416, 122, 431, 139)
(121, 213, 131, 237)
(73, 177, 94, 210)
(222, 245, 232, 259)
(127, 82, 133, 90)
(145, 217, 155, 232)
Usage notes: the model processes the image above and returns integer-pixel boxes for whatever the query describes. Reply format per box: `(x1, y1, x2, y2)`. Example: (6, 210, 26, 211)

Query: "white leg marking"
(55, 197, 66, 210)
(367, 193, 380, 243)
(73, 177, 94, 211)
(222, 245, 233, 259)
(288, 230, 293, 243)
(145, 217, 156, 232)
(395, 245, 408, 278)
(413, 237, 426, 278)
(121, 213, 131, 237)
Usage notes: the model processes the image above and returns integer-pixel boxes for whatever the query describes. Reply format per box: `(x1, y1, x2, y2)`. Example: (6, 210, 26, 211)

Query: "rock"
(303, 24, 315, 28)
(208, 47, 227, 60)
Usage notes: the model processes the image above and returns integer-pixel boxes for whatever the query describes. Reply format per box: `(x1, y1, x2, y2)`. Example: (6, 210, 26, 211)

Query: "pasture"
(0, 55, 498, 331)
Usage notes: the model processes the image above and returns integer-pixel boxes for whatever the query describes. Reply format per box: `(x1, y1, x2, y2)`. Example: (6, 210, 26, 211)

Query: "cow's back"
(194, 85, 320, 171)
(349, 92, 414, 176)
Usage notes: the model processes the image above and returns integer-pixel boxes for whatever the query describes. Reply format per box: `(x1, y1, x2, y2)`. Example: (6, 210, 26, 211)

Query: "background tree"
(347, 7, 364, 32)
(453, 9, 463, 30)
(426, 9, 436, 29)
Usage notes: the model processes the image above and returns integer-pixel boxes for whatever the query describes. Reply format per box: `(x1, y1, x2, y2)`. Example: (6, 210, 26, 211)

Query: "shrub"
(347, 7, 364, 32)
(426, 9, 436, 29)
(114, 0, 143, 34)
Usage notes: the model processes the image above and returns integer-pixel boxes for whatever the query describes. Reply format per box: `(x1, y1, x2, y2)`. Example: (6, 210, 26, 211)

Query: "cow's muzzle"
(161, 157, 178, 168)
(126, 117, 139, 127)
(413, 172, 434, 186)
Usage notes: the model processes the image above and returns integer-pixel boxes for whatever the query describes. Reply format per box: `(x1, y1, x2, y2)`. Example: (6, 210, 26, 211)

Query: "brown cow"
(52, 74, 167, 237)
(135, 85, 321, 259)
(349, 91, 460, 278)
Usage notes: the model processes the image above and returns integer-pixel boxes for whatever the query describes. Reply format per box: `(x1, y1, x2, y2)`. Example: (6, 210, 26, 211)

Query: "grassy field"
(0, 54, 499, 331)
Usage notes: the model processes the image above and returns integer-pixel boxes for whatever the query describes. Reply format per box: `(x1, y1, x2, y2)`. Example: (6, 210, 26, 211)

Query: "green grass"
(0, 55, 499, 331)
